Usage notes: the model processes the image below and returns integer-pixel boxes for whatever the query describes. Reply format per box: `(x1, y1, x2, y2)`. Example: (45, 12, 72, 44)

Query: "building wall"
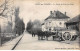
(42, 19, 68, 32)
(0, 16, 13, 34)
(0, 17, 8, 33)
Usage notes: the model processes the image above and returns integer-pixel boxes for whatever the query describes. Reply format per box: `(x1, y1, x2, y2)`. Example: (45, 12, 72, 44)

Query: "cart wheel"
(62, 32, 72, 41)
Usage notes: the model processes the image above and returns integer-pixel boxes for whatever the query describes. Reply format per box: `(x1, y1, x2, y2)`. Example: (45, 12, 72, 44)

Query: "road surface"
(14, 32, 79, 50)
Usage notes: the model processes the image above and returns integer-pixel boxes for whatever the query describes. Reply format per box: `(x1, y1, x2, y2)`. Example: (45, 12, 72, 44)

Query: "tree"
(26, 20, 33, 33)
(26, 19, 42, 34)
(0, 0, 7, 16)
(14, 7, 25, 35)
(0, 0, 14, 17)
(0, 0, 15, 34)
(32, 19, 41, 34)
(0, 0, 14, 46)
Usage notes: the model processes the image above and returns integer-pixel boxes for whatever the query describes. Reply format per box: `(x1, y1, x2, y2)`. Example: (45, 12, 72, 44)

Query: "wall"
(42, 18, 68, 31)
(0, 17, 8, 33)
(0, 16, 13, 37)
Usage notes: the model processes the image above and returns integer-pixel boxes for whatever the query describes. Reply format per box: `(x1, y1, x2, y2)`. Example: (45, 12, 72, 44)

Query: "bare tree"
(0, 0, 8, 17)
(0, 0, 14, 45)
(0, 0, 8, 46)
(0, 0, 14, 17)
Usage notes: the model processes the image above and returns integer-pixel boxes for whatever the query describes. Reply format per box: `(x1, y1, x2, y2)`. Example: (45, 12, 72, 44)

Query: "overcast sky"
(14, 0, 80, 26)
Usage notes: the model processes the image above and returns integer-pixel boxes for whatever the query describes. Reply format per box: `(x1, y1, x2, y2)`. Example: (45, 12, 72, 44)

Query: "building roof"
(45, 10, 70, 20)
(66, 14, 80, 23)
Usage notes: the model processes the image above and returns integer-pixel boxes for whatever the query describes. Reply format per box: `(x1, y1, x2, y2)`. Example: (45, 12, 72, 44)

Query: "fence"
(0, 33, 16, 46)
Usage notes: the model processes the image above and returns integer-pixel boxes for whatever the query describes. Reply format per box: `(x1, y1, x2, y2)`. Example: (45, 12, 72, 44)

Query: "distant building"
(0, 16, 13, 37)
(42, 10, 70, 32)
(66, 15, 80, 31)
(0, 16, 8, 33)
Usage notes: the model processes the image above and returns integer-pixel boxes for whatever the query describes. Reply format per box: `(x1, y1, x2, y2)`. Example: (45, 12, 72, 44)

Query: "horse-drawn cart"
(39, 27, 78, 41)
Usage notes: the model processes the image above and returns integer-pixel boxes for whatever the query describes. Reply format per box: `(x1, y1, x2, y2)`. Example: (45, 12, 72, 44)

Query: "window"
(49, 22, 51, 23)
(49, 27, 51, 31)
(59, 22, 62, 25)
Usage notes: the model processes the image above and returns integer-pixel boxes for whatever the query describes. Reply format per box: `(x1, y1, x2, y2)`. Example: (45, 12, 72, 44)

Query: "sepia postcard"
(0, 0, 80, 50)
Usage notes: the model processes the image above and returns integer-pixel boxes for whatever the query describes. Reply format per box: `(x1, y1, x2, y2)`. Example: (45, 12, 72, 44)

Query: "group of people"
(31, 31, 55, 40)
(31, 31, 45, 40)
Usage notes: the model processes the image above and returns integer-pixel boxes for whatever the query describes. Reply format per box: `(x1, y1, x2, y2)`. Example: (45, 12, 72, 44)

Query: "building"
(42, 10, 70, 32)
(66, 15, 80, 31)
(0, 16, 8, 33)
(0, 16, 14, 37)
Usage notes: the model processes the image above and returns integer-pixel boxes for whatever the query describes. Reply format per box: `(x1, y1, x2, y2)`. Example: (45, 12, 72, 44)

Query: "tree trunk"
(0, 35, 2, 46)
(0, 25, 2, 46)
(79, 22, 80, 47)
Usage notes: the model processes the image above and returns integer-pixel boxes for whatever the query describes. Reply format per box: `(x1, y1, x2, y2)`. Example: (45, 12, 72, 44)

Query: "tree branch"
(0, 0, 8, 16)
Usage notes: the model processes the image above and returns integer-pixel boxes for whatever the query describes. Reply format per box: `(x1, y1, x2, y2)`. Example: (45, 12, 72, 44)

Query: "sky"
(13, 0, 80, 26)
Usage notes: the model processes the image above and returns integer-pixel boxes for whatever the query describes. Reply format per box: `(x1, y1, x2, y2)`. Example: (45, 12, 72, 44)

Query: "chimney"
(50, 11, 53, 14)
(65, 12, 66, 15)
